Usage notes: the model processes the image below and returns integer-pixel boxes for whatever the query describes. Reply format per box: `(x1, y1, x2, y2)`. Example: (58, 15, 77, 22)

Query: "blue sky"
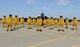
(0, 0, 80, 19)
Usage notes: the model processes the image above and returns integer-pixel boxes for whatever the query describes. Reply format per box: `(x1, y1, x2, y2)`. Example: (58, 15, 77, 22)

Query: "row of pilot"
(2, 14, 78, 32)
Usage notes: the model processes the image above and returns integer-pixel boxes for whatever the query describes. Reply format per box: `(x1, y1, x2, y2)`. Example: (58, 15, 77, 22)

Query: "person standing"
(49, 17, 54, 30)
(54, 18, 58, 27)
(7, 14, 13, 31)
(32, 18, 36, 27)
(36, 16, 42, 32)
(58, 16, 64, 32)
(65, 18, 69, 29)
(43, 17, 47, 28)
(13, 15, 19, 29)
(2, 16, 7, 27)
(27, 17, 32, 29)
(20, 17, 24, 27)
(72, 17, 78, 30)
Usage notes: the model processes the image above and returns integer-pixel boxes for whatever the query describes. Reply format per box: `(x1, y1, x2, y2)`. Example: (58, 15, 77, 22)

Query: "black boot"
(66, 27, 68, 29)
(40, 30, 42, 32)
(57, 29, 60, 31)
(7, 29, 9, 31)
(10, 29, 13, 31)
(37, 30, 39, 31)
(30, 27, 32, 29)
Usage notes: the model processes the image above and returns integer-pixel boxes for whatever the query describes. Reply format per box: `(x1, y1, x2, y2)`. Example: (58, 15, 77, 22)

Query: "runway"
(0, 22, 80, 47)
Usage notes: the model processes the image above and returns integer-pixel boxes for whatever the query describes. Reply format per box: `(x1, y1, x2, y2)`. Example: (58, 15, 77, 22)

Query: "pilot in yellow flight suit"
(32, 18, 36, 27)
(20, 17, 24, 27)
(46, 17, 50, 27)
(7, 14, 13, 31)
(58, 16, 64, 32)
(13, 15, 19, 29)
(65, 18, 69, 29)
(49, 17, 54, 30)
(43, 18, 47, 28)
(27, 17, 32, 29)
(72, 17, 78, 30)
(54, 18, 58, 27)
(36, 16, 42, 32)
(2, 16, 7, 27)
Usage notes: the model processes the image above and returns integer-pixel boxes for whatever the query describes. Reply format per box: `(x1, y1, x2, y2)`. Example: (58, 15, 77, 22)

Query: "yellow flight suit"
(13, 17, 19, 29)
(72, 19, 78, 30)
(2, 17, 7, 27)
(36, 18, 42, 31)
(49, 19, 54, 29)
(58, 18, 64, 31)
(54, 19, 58, 27)
(47, 18, 50, 27)
(7, 17, 13, 31)
(20, 18, 24, 27)
(43, 19, 47, 28)
(27, 18, 32, 29)
(65, 19, 69, 28)
(32, 19, 36, 27)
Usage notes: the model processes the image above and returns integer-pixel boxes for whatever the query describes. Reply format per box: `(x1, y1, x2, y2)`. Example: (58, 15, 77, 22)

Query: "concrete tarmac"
(0, 22, 80, 47)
